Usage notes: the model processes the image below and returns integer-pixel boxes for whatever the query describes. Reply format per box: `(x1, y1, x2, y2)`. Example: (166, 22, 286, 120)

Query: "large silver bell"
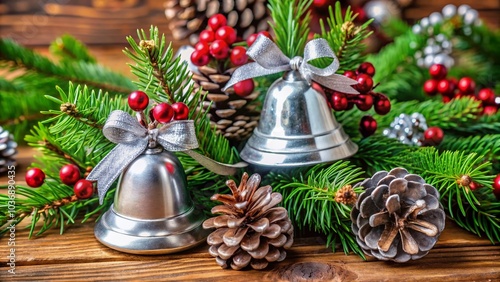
(94, 146, 208, 254)
(240, 70, 358, 166)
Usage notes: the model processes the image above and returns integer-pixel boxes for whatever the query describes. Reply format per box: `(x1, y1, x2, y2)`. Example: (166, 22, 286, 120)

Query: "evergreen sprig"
(0, 83, 124, 236)
(0, 36, 135, 141)
(319, 2, 373, 72)
(398, 148, 498, 243)
(267, 161, 365, 256)
(267, 0, 312, 57)
(49, 34, 97, 64)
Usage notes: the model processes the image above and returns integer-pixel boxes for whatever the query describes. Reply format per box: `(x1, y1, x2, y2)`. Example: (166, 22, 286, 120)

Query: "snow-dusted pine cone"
(203, 172, 294, 270)
(165, 0, 270, 45)
(351, 168, 445, 262)
(193, 65, 260, 142)
(0, 126, 17, 174)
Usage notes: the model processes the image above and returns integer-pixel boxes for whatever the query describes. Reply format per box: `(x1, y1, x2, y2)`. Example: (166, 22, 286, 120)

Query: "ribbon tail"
(86, 141, 148, 204)
(223, 63, 282, 91)
(314, 74, 359, 94)
(184, 150, 247, 175)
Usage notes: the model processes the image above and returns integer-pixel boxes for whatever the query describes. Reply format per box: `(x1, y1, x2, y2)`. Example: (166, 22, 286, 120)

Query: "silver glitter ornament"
(94, 147, 209, 254)
(383, 113, 428, 146)
(0, 126, 17, 173)
(363, 0, 401, 25)
(240, 70, 358, 167)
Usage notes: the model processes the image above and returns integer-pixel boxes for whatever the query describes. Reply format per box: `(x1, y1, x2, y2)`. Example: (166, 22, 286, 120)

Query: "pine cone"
(0, 126, 17, 174)
(193, 65, 260, 142)
(203, 172, 294, 270)
(350, 168, 445, 262)
(164, 0, 270, 45)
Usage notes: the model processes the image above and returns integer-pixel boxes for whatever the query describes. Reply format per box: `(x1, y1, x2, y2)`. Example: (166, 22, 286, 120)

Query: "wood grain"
(0, 218, 498, 281)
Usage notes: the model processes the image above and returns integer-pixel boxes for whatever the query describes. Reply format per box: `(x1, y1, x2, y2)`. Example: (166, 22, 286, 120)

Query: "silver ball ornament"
(429, 12, 443, 25)
(463, 9, 479, 25)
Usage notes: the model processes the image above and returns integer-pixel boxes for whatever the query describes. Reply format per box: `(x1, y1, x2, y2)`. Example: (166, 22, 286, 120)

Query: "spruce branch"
(268, 0, 312, 57)
(49, 34, 97, 64)
(266, 161, 365, 256)
(0, 38, 135, 94)
(319, 2, 373, 72)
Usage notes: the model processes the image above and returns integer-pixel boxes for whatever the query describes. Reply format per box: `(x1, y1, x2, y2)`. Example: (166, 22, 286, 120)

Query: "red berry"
(429, 64, 447, 80)
(343, 70, 357, 80)
(374, 94, 391, 115)
(469, 181, 481, 191)
(194, 42, 210, 54)
(493, 174, 500, 200)
(208, 14, 227, 31)
(215, 26, 237, 45)
(359, 115, 377, 137)
(128, 91, 149, 111)
(246, 31, 272, 47)
(423, 79, 439, 96)
(209, 39, 230, 60)
(171, 102, 189, 120)
(483, 105, 498, 116)
(437, 79, 455, 97)
(423, 126, 444, 145)
(73, 179, 94, 199)
(190, 50, 210, 66)
(246, 33, 259, 47)
(152, 103, 174, 123)
(233, 79, 255, 97)
(477, 88, 496, 105)
(457, 77, 476, 94)
(330, 92, 348, 111)
(357, 62, 376, 77)
(313, 0, 329, 8)
(199, 30, 215, 43)
(355, 74, 374, 93)
(230, 46, 248, 66)
(25, 168, 45, 188)
(355, 94, 374, 111)
(59, 164, 81, 186)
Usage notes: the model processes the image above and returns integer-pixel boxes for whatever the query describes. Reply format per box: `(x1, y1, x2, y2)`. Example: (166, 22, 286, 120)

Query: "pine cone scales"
(351, 168, 445, 262)
(0, 126, 17, 173)
(165, 0, 270, 45)
(193, 66, 260, 141)
(203, 173, 294, 270)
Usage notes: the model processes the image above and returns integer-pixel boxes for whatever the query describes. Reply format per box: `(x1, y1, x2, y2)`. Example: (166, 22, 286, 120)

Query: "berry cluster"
(423, 64, 498, 115)
(25, 165, 95, 199)
(323, 62, 391, 137)
(128, 90, 189, 124)
(190, 13, 267, 97)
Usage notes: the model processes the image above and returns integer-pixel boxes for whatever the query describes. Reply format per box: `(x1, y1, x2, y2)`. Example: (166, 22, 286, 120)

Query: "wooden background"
(0, 0, 498, 46)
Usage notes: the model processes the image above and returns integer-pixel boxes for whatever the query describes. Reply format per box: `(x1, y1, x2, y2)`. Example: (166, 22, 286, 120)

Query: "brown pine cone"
(203, 172, 294, 270)
(164, 0, 270, 45)
(351, 168, 445, 262)
(193, 65, 260, 142)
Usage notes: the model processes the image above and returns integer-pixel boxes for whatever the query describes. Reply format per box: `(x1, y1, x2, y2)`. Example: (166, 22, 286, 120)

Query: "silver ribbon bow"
(87, 110, 246, 203)
(223, 35, 358, 94)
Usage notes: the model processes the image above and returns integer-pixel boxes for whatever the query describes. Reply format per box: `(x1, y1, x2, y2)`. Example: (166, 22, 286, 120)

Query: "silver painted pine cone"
(351, 168, 445, 262)
(203, 172, 294, 270)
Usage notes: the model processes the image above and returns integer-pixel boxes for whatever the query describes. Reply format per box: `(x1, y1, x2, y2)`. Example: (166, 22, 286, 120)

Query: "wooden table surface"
(1, 46, 500, 281)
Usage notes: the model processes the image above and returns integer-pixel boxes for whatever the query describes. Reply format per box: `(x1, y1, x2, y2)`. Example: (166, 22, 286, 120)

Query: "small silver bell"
(240, 70, 358, 167)
(94, 146, 209, 254)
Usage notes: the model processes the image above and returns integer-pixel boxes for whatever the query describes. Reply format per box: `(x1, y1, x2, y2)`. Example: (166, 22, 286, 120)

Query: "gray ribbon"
(87, 110, 246, 203)
(223, 35, 359, 94)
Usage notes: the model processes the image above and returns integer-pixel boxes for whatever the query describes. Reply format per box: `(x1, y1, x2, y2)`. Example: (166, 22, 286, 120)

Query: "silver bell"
(94, 146, 209, 254)
(240, 70, 358, 167)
